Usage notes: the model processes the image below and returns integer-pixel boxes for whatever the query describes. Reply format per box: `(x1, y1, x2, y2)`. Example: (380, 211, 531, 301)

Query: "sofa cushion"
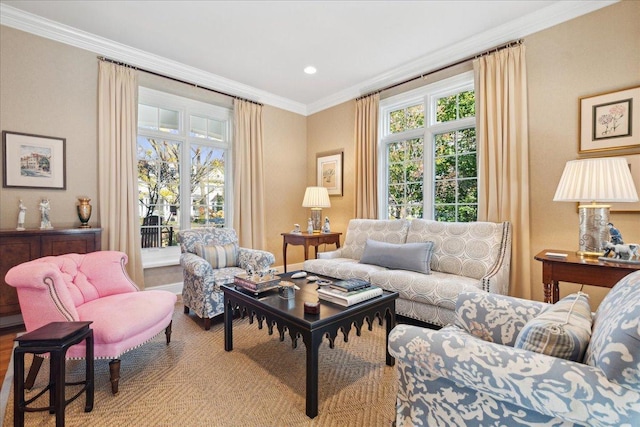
(360, 239, 434, 274)
(585, 270, 640, 388)
(406, 219, 508, 280)
(304, 258, 386, 282)
(514, 292, 592, 362)
(340, 219, 410, 260)
(196, 243, 238, 268)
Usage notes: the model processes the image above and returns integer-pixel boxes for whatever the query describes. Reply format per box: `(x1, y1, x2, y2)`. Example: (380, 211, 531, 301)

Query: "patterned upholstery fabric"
(515, 292, 592, 361)
(585, 271, 640, 389)
(388, 271, 640, 427)
(406, 219, 511, 294)
(195, 243, 238, 268)
(304, 218, 511, 327)
(178, 228, 275, 328)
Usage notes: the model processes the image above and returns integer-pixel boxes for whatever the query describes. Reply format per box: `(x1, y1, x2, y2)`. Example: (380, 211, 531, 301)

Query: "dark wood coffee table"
(222, 272, 398, 418)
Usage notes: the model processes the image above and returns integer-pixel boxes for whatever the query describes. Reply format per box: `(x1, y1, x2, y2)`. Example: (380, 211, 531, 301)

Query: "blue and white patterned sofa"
(388, 270, 640, 426)
(178, 228, 275, 330)
(303, 219, 511, 327)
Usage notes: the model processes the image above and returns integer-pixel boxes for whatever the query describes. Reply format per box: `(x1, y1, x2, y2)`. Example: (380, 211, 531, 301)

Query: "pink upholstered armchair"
(5, 251, 177, 394)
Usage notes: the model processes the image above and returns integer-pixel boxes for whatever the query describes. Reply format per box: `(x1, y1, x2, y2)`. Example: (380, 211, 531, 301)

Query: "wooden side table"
(14, 321, 94, 427)
(534, 249, 640, 303)
(281, 232, 342, 273)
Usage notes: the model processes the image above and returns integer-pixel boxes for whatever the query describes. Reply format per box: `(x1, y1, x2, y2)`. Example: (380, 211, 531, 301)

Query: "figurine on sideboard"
(307, 218, 313, 234)
(16, 199, 26, 231)
(322, 217, 331, 233)
(291, 224, 301, 234)
(39, 198, 53, 230)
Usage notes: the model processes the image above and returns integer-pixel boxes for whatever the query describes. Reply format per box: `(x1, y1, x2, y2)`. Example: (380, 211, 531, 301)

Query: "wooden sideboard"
(0, 228, 102, 318)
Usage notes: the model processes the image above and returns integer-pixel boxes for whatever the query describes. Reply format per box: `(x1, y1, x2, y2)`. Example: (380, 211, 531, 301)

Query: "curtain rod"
(356, 39, 523, 101)
(97, 56, 263, 106)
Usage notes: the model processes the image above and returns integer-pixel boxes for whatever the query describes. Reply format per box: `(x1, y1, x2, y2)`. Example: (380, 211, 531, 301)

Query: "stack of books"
(317, 278, 382, 307)
(234, 273, 280, 293)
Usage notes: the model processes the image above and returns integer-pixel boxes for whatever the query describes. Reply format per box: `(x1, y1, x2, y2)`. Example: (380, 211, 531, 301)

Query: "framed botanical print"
(316, 150, 343, 196)
(579, 86, 640, 153)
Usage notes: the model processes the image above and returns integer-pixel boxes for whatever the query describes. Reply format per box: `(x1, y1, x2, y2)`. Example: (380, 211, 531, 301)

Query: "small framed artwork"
(610, 154, 640, 212)
(579, 85, 640, 153)
(316, 149, 343, 196)
(2, 131, 66, 189)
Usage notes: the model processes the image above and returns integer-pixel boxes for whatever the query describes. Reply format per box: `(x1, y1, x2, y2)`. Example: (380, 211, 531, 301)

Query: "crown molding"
(2, 1, 618, 117)
(307, 0, 618, 115)
(0, 4, 308, 115)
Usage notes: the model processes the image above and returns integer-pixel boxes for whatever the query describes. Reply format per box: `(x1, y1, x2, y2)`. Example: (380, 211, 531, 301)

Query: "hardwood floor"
(0, 326, 24, 383)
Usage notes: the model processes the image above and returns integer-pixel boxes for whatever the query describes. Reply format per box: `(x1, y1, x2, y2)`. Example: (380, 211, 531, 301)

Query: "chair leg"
(24, 355, 44, 390)
(109, 359, 121, 394)
(203, 317, 212, 330)
(165, 321, 172, 344)
(184, 305, 189, 314)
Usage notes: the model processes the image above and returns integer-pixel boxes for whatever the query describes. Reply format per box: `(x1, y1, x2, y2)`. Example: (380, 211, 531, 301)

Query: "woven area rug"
(1, 305, 397, 426)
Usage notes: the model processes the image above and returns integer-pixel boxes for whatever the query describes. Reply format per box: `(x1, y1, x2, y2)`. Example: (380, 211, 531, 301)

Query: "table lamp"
(553, 157, 638, 257)
(302, 186, 331, 233)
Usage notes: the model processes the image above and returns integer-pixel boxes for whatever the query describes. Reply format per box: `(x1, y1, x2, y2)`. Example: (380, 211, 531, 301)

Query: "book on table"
(329, 278, 371, 293)
(317, 285, 383, 307)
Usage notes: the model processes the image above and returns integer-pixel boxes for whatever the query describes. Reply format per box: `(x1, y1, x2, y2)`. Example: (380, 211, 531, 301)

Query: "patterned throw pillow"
(195, 243, 238, 268)
(359, 239, 434, 274)
(514, 292, 592, 362)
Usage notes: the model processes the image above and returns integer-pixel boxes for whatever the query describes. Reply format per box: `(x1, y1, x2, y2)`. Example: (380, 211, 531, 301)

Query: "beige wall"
(0, 26, 98, 229)
(2, 1, 639, 301)
(306, 1, 640, 308)
(526, 0, 640, 306)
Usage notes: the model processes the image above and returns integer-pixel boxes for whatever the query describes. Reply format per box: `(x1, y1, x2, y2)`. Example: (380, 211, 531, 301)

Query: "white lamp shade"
(553, 157, 638, 203)
(302, 186, 331, 208)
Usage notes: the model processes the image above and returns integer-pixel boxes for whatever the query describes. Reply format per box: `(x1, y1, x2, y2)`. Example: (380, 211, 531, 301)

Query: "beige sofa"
(303, 219, 512, 327)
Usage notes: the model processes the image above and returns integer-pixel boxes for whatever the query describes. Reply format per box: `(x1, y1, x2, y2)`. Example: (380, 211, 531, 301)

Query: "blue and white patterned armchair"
(388, 270, 640, 426)
(178, 228, 275, 330)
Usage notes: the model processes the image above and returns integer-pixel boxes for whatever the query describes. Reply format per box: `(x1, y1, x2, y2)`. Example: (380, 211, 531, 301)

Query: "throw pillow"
(359, 239, 434, 274)
(514, 292, 592, 362)
(195, 243, 238, 269)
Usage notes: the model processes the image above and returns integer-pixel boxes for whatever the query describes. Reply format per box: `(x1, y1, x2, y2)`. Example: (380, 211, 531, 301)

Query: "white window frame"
(138, 87, 233, 267)
(378, 71, 475, 220)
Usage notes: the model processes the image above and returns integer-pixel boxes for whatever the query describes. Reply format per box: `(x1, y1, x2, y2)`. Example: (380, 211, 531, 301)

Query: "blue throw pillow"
(359, 239, 434, 274)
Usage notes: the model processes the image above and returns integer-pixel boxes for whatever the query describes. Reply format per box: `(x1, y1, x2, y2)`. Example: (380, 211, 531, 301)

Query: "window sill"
(142, 246, 181, 269)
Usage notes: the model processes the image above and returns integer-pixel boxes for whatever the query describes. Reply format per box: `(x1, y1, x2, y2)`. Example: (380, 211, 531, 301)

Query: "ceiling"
(0, 1, 616, 115)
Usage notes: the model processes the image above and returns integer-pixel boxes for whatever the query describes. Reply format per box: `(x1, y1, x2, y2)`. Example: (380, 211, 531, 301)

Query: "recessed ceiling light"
(304, 66, 317, 75)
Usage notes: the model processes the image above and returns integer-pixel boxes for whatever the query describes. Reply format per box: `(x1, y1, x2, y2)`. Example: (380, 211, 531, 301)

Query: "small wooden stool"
(13, 321, 94, 427)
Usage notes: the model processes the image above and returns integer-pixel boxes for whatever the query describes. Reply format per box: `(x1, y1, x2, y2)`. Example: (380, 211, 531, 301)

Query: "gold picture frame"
(579, 85, 640, 153)
(316, 150, 343, 196)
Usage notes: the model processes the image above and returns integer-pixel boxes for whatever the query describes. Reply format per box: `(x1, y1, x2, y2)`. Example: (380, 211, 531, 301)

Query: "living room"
(1, 1, 639, 425)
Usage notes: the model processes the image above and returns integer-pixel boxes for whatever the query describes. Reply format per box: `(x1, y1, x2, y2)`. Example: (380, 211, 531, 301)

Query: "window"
(379, 72, 477, 222)
(137, 88, 231, 266)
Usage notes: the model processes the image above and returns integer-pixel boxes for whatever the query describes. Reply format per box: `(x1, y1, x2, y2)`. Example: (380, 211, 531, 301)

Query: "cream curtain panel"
(233, 100, 267, 249)
(97, 61, 144, 285)
(474, 44, 531, 299)
(355, 93, 380, 219)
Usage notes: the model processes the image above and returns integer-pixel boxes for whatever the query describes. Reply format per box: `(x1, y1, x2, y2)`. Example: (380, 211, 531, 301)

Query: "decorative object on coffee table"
(77, 196, 92, 228)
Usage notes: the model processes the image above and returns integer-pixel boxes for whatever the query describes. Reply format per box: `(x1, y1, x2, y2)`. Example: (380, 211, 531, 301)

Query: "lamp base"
(310, 209, 322, 233)
(577, 203, 609, 257)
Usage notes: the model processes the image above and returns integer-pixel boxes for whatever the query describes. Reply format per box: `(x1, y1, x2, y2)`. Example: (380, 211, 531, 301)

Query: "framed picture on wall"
(579, 85, 640, 153)
(2, 131, 67, 189)
(316, 150, 343, 196)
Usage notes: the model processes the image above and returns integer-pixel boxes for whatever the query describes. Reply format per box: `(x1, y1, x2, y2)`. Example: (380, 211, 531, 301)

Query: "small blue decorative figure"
(607, 222, 623, 245)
